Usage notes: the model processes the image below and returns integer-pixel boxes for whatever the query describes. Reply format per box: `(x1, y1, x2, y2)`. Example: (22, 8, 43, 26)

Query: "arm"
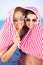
(1, 36, 20, 62)
(0, 48, 8, 58)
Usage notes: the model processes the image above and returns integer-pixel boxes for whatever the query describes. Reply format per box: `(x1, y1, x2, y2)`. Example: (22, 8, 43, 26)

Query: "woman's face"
(25, 13, 38, 29)
(13, 11, 24, 31)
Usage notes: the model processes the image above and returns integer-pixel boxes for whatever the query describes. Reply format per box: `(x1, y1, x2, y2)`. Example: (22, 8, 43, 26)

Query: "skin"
(25, 54, 42, 65)
(24, 13, 42, 65)
(13, 11, 24, 34)
(25, 13, 38, 29)
(0, 9, 42, 65)
(0, 10, 24, 62)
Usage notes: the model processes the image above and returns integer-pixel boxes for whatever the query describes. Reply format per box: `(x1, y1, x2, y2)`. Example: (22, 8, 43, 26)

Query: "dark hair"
(20, 25, 29, 40)
(25, 9, 36, 18)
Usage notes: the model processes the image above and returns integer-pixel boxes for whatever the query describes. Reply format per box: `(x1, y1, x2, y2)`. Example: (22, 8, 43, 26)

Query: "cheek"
(13, 23, 17, 28)
(33, 23, 36, 27)
(31, 22, 37, 28)
(25, 22, 29, 27)
(21, 21, 24, 26)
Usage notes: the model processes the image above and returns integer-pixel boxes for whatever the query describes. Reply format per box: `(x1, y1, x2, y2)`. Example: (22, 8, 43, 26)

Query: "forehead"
(27, 13, 37, 19)
(14, 11, 23, 17)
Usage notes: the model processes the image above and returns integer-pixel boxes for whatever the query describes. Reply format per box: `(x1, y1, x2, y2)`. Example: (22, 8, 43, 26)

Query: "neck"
(17, 30, 21, 36)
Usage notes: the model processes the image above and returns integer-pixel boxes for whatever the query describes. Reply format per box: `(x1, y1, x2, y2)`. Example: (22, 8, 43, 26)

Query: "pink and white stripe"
(0, 9, 18, 51)
(19, 6, 43, 60)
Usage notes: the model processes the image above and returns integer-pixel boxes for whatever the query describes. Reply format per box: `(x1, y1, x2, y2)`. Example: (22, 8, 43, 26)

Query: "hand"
(14, 35, 20, 45)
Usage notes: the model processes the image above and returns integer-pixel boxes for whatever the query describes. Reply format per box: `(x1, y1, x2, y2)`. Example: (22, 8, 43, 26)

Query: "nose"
(30, 20, 33, 26)
(18, 19, 20, 22)
(16, 20, 22, 26)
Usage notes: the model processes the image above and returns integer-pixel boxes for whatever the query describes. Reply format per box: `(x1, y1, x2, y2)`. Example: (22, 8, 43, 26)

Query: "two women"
(0, 6, 42, 65)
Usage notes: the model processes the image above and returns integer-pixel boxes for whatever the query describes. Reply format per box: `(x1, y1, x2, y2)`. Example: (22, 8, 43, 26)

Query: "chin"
(19, 27, 22, 30)
(17, 28, 22, 31)
(29, 27, 33, 29)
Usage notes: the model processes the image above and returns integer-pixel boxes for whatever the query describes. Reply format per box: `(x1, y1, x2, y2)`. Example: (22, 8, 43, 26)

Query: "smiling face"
(25, 13, 38, 29)
(13, 7, 25, 32)
(25, 9, 38, 29)
(13, 11, 24, 31)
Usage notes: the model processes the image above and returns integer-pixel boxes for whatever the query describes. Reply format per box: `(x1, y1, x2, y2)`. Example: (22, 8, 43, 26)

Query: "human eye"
(32, 19, 37, 22)
(25, 18, 30, 22)
(13, 18, 18, 22)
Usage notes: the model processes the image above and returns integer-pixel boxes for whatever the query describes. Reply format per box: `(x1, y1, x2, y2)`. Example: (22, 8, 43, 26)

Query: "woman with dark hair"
(19, 6, 42, 65)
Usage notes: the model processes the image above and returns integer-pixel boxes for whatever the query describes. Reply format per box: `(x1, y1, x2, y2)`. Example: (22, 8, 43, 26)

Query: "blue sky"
(0, 0, 43, 20)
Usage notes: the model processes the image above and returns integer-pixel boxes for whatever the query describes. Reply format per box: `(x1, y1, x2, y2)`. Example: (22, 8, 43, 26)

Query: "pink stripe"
(18, 7, 43, 60)
(0, 9, 18, 51)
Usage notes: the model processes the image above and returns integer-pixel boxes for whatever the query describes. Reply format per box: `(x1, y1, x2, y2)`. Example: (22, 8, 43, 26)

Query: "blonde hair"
(13, 6, 25, 20)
